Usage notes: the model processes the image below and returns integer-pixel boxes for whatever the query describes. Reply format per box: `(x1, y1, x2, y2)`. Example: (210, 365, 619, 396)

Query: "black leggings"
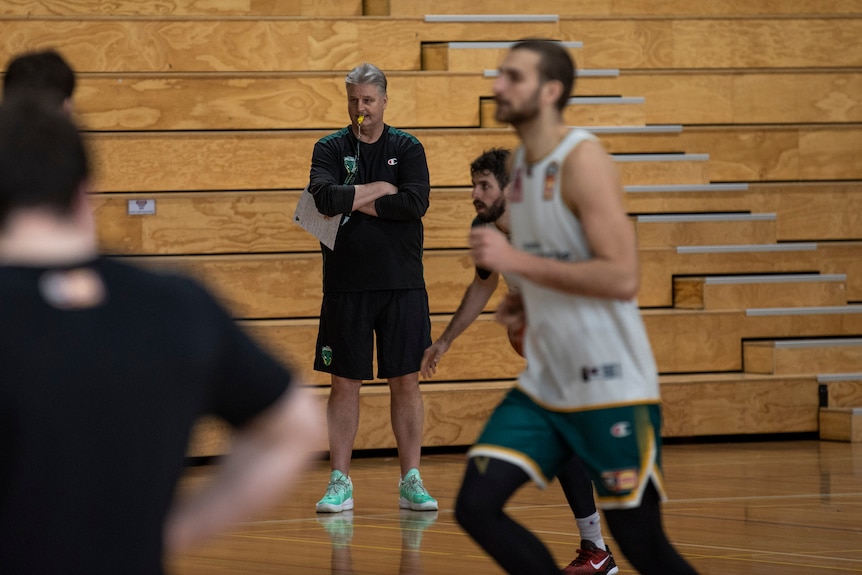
(603, 482, 699, 574)
(456, 457, 560, 574)
(557, 452, 597, 519)
(456, 457, 699, 575)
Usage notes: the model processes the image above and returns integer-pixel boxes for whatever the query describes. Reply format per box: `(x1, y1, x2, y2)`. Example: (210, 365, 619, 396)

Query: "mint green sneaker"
(316, 469, 354, 513)
(398, 468, 437, 511)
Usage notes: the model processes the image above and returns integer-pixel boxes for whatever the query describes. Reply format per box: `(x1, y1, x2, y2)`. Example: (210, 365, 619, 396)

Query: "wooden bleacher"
(634, 213, 778, 247)
(744, 338, 862, 375)
(4, 2, 862, 453)
(0, 0, 365, 17)
(85, 131, 720, 190)
(91, 183, 862, 256)
(75, 125, 862, 193)
(386, 0, 862, 17)
(64, 68, 862, 129)
(819, 374, 862, 442)
(674, 273, 849, 310)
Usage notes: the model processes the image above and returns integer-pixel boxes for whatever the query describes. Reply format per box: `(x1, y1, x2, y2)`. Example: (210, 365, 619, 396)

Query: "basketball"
(508, 322, 525, 357)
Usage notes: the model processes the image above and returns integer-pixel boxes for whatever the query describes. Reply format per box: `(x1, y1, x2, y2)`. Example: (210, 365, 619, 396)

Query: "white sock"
(575, 511, 606, 550)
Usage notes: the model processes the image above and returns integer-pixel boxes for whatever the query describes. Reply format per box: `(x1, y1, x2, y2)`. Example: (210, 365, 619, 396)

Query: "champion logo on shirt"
(387, 158, 398, 166)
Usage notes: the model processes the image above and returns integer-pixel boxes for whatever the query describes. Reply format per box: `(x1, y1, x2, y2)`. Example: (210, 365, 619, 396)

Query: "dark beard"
(494, 87, 542, 125)
(475, 197, 506, 223)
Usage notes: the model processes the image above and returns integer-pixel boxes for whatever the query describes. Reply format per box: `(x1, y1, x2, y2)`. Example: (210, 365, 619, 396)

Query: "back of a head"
(0, 98, 88, 226)
(3, 49, 75, 109)
(511, 39, 575, 112)
(345, 62, 387, 94)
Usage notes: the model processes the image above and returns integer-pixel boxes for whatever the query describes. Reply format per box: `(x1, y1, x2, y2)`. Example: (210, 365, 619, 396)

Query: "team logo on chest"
(510, 167, 524, 203)
(343, 156, 358, 185)
(543, 161, 559, 201)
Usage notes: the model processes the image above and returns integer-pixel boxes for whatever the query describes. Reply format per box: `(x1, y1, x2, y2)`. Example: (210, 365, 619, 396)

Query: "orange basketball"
(508, 323, 525, 357)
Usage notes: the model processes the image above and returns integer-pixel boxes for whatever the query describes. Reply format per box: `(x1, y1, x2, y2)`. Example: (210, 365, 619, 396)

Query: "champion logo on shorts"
(387, 158, 398, 166)
(321, 345, 333, 367)
(610, 421, 632, 438)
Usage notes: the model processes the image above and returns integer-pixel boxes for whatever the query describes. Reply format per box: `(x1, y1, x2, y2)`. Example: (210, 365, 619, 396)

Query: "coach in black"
(308, 63, 437, 513)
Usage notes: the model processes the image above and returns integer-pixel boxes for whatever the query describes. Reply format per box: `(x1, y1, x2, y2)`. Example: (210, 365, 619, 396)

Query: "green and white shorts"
(468, 387, 667, 509)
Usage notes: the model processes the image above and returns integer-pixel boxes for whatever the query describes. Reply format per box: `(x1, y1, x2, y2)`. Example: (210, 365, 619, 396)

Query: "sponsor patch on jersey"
(321, 345, 333, 366)
(581, 363, 622, 382)
(387, 157, 398, 166)
(543, 161, 559, 200)
(601, 468, 639, 493)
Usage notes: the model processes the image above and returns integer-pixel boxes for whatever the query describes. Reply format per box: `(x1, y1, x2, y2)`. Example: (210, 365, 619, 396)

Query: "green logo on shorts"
(321, 345, 333, 367)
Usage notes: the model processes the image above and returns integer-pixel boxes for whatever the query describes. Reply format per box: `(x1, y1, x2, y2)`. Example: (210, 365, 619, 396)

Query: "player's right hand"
(420, 341, 449, 379)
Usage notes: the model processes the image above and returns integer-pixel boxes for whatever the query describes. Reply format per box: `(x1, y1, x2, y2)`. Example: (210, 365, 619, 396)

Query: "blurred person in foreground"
(0, 97, 322, 575)
(3, 48, 75, 112)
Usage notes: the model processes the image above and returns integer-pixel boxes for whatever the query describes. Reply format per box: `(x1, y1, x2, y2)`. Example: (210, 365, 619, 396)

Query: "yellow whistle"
(357, 115, 365, 125)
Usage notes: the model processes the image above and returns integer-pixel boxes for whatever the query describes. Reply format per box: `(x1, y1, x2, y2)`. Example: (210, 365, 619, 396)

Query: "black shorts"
(314, 289, 432, 380)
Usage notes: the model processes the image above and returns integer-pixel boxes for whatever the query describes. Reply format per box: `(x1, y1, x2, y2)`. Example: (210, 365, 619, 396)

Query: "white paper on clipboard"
(293, 187, 341, 250)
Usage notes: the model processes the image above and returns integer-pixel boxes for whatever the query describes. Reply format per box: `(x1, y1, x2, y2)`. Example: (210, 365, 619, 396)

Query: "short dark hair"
(470, 148, 510, 189)
(3, 49, 76, 108)
(511, 39, 575, 112)
(0, 98, 89, 226)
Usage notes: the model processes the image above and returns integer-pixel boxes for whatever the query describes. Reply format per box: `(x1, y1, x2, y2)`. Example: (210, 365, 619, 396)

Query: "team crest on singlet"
(510, 167, 524, 203)
(543, 161, 559, 201)
(321, 345, 333, 366)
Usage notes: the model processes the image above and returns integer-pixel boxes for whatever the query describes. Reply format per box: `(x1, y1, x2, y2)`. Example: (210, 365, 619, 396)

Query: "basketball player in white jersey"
(422, 148, 618, 575)
(455, 40, 699, 575)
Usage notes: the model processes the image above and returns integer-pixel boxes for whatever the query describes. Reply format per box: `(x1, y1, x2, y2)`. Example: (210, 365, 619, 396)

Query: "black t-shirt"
(0, 258, 293, 574)
(308, 124, 430, 292)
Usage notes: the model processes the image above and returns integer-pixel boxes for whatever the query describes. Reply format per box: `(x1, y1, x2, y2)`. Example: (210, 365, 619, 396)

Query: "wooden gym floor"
(168, 438, 862, 574)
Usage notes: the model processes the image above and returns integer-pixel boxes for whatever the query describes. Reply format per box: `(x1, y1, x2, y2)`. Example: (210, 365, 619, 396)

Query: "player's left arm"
(560, 139, 639, 299)
(471, 140, 638, 300)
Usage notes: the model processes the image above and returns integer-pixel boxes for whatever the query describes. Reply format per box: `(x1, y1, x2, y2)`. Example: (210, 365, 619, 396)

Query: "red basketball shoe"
(561, 540, 619, 575)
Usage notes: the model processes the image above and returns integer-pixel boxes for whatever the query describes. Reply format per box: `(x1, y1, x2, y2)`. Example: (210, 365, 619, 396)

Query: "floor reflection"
(317, 509, 439, 574)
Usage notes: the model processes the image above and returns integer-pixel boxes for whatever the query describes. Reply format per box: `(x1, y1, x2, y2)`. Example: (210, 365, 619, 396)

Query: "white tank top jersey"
(509, 128, 660, 410)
